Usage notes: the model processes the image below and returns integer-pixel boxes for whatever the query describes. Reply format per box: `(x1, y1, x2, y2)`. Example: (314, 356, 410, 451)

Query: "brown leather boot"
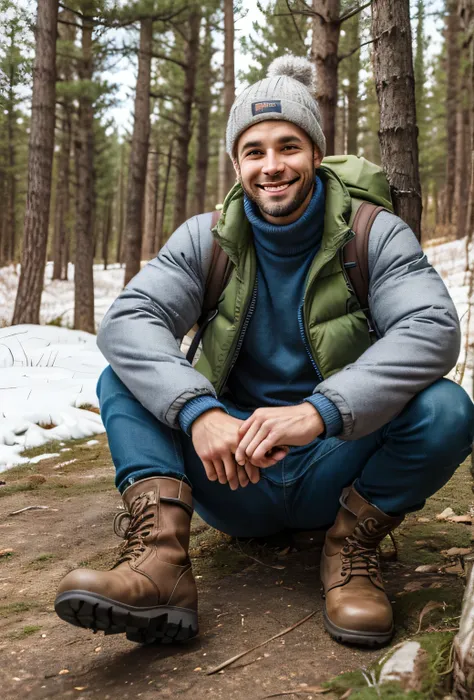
(320, 485, 403, 647)
(55, 477, 198, 644)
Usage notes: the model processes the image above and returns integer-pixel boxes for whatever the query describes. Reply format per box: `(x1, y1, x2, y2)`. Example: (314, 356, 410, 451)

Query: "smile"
(257, 177, 299, 193)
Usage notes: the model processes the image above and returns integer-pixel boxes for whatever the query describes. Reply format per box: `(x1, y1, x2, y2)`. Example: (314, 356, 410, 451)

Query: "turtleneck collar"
(243, 175, 325, 257)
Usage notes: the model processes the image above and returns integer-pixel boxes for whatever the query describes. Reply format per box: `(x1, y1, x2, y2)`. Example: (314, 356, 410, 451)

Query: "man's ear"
(313, 147, 323, 169)
(232, 157, 240, 179)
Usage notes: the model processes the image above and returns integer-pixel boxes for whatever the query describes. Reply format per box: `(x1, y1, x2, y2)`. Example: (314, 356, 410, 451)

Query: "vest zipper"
(218, 277, 258, 393)
(298, 303, 323, 383)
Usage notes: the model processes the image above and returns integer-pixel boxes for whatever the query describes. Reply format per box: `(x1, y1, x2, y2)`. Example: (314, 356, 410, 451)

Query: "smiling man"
(55, 56, 474, 648)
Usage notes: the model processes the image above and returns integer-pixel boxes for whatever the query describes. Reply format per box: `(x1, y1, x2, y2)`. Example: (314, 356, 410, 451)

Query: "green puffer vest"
(194, 165, 375, 395)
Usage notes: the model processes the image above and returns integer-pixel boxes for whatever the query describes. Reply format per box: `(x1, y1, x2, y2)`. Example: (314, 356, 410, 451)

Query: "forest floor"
(0, 436, 472, 699)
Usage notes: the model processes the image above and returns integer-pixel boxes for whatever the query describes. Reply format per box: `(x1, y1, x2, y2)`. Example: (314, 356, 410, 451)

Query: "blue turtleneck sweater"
(179, 176, 342, 439)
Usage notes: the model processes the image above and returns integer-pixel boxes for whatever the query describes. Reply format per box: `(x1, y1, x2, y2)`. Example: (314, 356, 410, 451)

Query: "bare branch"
(160, 113, 184, 129)
(338, 36, 376, 62)
(339, 0, 372, 24)
(150, 91, 185, 104)
(150, 51, 187, 69)
(59, 2, 84, 19)
(285, 0, 307, 48)
(58, 18, 82, 29)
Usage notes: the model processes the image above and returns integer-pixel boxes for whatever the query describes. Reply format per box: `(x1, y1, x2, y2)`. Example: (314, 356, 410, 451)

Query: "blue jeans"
(97, 367, 474, 538)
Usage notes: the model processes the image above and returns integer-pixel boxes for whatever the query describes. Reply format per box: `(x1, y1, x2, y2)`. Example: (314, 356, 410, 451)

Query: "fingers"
(235, 422, 268, 464)
(222, 453, 240, 490)
(244, 460, 260, 484)
(202, 458, 218, 482)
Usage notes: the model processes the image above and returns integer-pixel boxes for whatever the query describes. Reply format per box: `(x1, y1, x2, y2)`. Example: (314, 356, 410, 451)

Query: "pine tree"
(12, 0, 58, 326)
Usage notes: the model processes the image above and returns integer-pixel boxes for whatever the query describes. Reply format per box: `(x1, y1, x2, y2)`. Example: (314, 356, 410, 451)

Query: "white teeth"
(263, 184, 289, 192)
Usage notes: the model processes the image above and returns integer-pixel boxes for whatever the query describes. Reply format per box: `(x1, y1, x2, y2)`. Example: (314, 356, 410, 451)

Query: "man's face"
(234, 121, 322, 225)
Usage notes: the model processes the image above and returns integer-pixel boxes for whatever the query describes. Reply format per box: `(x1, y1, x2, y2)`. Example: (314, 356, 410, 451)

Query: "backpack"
(186, 155, 393, 364)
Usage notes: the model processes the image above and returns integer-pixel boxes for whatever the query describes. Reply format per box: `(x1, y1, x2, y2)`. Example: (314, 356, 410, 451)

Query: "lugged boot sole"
(323, 607, 393, 647)
(54, 590, 198, 644)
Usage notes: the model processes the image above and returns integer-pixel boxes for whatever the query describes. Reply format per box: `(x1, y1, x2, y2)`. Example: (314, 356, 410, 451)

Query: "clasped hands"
(191, 403, 324, 490)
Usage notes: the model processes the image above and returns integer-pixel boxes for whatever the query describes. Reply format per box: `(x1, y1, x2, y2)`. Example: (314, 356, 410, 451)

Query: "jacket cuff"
(178, 395, 228, 436)
(303, 393, 343, 439)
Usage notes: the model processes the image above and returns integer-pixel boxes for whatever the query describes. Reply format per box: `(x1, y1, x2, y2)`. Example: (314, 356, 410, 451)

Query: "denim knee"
(405, 378, 474, 460)
(96, 365, 128, 410)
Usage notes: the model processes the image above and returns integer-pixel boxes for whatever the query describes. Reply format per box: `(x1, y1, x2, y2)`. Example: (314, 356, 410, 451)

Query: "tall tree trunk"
(311, 0, 341, 156)
(194, 18, 212, 215)
(455, 65, 471, 239)
(7, 44, 16, 263)
(116, 141, 126, 264)
(156, 139, 173, 250)
(172, 8, 201, 231)
(124, 17, 152, 285)
(223, 0, 235, 192)
(372, 0, 422, 240)
(445, 0, 461, 225)
(74, 13, 95, 332)
(102, 198, 112, 270)
(345, 12, 360, 155)
(141, 149, 158, 259)
(52, 108, 71, 280)
(12, 0, 58, 326)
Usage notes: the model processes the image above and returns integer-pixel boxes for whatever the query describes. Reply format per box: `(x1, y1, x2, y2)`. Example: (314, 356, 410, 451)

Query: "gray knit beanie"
(226, 55, 326, 159)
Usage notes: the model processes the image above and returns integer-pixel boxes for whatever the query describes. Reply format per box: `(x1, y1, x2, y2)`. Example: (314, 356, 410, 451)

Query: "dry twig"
(8, 505, 50, 516)
(206, 611, 316, 675)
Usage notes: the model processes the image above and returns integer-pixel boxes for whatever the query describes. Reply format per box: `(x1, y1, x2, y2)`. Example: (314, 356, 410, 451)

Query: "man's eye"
(282, 145, 297, 151)
(247, 150, 262, 157)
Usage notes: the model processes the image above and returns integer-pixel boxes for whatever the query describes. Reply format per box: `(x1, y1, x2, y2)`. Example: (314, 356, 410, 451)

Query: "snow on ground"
(0, 238, 472, 472)
(0, 325, 107, 471)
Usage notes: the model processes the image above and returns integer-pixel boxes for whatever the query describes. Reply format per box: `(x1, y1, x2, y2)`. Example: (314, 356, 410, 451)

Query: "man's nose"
(262, 150, 284, 177)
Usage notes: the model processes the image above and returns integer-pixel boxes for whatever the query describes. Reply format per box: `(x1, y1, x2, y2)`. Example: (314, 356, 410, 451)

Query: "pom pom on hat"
(267, 55, 316, 93)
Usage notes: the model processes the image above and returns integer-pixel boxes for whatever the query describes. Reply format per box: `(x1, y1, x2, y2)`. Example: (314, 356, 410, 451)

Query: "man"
(55, 56, 474, 647)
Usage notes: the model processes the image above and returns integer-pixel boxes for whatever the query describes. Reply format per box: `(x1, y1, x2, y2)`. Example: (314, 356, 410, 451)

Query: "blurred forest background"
(0, 0, 473, 331)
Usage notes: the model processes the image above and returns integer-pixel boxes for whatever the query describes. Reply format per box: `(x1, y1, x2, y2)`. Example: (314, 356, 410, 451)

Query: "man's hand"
(191, 409, 261, 490)
(235, 403, 324, 468)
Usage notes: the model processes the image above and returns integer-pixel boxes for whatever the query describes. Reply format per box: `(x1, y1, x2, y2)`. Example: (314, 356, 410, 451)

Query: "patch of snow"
(379, 641, 422, 685)
(86, 439, 99, 446)
(0, 324, 107, 471)
(29, 452, 60, 464)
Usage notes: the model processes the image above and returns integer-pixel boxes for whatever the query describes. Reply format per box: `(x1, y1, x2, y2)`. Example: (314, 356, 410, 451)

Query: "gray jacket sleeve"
(315, 211, 461, 440)
(97, 213, 217, 429)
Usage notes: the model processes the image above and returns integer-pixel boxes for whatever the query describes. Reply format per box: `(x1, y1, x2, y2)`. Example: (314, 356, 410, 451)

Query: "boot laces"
(340, 536, 380, 578)
(113, 493, 155, 565)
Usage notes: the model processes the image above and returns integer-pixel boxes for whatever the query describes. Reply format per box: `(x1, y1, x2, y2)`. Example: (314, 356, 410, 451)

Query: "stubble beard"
(242, 175, 314, 219)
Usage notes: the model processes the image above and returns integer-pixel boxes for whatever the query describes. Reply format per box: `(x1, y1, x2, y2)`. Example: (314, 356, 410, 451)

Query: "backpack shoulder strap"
(343, 201, 386, 313)
(186, 210, 232, 364)
(201, 210, 232, 320)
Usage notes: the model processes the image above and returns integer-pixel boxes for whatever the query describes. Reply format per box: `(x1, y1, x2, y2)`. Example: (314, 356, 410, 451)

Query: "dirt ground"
(0, 436, 472, 699)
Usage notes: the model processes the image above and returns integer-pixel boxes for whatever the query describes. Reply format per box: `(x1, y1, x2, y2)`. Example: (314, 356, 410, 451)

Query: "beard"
(241, 174, 314, 219)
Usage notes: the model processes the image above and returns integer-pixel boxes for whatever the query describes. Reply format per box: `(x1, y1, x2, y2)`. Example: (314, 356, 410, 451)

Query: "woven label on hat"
(251, 100, 282, 116)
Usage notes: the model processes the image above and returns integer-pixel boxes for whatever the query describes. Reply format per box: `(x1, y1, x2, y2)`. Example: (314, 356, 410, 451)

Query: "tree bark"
(123, 17, 152, 285)
(141, 149, 158, 259)
(156, 139, 174, 250)
(116, 141, 126, 264)
(223, 0, 235, 192)
(12, 0, 58, 325)
(372, 0, 422, 240)
(52, 109, 71, 280)
(194, 18, 212, 215)
(172, 8, 201, 231)
(345, 12, 360, 155)
(73, 12, 95, 332)
(445, 0, 461, 226)
(7, 35, 16, 263)
(311, 0, 341, 156)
